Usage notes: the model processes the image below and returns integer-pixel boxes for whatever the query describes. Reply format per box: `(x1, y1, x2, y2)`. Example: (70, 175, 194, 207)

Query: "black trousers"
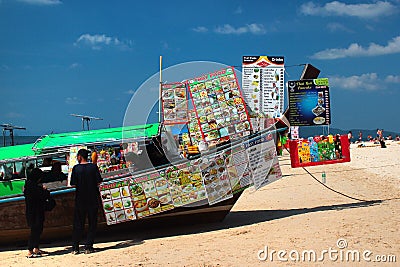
(27, 216, 44, 251)
(72, 206, 98, 250)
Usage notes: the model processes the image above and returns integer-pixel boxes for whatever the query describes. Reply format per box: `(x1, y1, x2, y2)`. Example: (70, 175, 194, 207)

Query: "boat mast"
(159, 55, 163, 124)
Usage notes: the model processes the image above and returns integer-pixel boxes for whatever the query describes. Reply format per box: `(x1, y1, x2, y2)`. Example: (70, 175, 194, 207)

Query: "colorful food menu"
(187, 67, 252, 143)
(242, 56, 285, 119)
(242, 134, 282, 190)
(100, 178, 136, 225)
(161, 82, 188, 125)
(199, 153, 233, 205)
(188, 111, 202, 145)
(289, 135, 350, 168)
(100, 130, 286, 225)
(288, 78, 331, 126)
(160, 162, 207, 207)
(131, 171, 174, 218)
(224, 146, 252, 193)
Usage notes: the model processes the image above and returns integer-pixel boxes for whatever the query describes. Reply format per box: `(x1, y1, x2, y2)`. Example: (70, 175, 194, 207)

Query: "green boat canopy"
(0, 144, 36, 162)
(32, 123, 160, 153)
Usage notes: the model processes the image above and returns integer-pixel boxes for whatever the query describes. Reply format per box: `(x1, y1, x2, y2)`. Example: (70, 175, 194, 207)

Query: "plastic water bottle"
(322, 171, 326, 184)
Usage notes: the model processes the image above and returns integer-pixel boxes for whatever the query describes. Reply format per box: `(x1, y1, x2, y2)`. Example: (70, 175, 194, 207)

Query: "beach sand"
(1, 142, 399, 266)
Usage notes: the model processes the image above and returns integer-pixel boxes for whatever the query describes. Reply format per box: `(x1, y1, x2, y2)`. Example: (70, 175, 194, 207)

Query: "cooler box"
(289, 135, 350, 168)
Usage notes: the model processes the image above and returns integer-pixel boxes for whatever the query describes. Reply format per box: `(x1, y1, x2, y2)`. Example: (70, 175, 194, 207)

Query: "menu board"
(243, 134, 282, 190)
(187, 67, 252, 143)
(199, 153, 233, 205)
(160, 162, 207, 207)
(188, 110, 202, 145)
(224, 146, 252, 193)
(131, 171, 174, 218)
(242, 56, 285, 119)
(161, 82, 188, 125)
(288, 78, 331, 126)
(100, 179, 136, 225)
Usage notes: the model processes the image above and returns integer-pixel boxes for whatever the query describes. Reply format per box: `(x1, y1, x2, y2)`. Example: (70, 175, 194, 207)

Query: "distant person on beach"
(347, 131, 353, 144)
(396, 135, 400, 141)
(24, 168, 50, 258)
(358, 131, 362, 142)
(70, 149, 103, 254)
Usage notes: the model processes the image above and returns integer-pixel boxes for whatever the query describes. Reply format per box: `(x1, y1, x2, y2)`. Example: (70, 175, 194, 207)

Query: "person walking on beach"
(358, 131, 362, 142)
(24, 168, 50, 258)
(70, 149, 103, 254)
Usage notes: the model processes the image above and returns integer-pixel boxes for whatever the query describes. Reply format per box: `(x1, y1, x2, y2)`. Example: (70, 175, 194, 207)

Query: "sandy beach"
(1, 142, 399, 266)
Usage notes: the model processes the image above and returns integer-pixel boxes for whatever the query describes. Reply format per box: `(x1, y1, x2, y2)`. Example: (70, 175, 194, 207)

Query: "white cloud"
(5, 112, 24, 118)
(329, 73, 380, 91)
(326, 22, 352, 33)
(68, 63, 81, 69)
(234, 6, 243, 14)
(65, 97, 84, 105)
(192, 26, 208, 33)
(214, 23, 266, 35)
(74, 34, 133, 50)
(312, 36, 400, 59)
(17, 0, 62, 5)
(125, 89, 135, 94)
(385, 75, 400, 83)
(328, 73, 400, 91)
(300, 1, 397, 19)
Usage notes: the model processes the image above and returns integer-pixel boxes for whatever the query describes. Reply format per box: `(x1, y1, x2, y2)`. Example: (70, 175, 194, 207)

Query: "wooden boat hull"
(0, 187, 242, 246)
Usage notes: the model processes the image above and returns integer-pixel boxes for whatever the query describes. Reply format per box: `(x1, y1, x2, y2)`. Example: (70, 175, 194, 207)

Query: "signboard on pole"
(288, 78, 331, 126)
(242, 56, 285, 119)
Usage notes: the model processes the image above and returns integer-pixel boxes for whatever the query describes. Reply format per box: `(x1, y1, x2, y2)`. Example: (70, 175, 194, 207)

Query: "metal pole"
(82, 118, 85, 131)
(10, 129, 14, 146)
(2, 129, 5, 147)
(87, 119, 90, 131)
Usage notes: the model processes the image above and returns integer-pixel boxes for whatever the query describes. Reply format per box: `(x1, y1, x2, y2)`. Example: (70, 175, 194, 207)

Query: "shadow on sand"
(0, 200, 381, 254)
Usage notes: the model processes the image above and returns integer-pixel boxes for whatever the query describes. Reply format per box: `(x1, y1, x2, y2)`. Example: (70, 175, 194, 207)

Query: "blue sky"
(0, 0, 399, 135)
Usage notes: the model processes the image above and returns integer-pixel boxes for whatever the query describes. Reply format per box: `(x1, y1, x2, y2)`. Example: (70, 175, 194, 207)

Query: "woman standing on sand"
(24, 168, 50, 258)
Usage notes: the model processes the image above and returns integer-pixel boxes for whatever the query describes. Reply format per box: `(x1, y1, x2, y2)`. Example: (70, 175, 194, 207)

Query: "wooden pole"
(159, 55, 163, 123)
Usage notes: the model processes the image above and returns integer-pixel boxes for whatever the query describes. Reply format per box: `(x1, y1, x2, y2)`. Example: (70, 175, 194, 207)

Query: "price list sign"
(242, 56, 285, 119)
(242, 134, 282, 190)
(288, 78, 331, 126)
(187, 67, 252, 143)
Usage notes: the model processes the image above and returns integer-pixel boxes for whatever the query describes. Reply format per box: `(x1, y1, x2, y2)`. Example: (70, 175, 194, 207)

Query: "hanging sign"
(242, 134, 282, 190)
(187, 67, 252, 144)
(288, 78, 331, 126)
(242, 56, 285, 119)
(161, 82, 188, 125)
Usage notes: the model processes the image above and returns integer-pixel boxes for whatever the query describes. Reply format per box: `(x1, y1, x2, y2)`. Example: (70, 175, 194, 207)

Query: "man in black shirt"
(70, 149, 103, 254)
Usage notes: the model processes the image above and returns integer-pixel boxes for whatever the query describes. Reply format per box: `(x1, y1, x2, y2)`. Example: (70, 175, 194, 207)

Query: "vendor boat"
(0, 121, 286, 246)
(0, 61, 290, 246)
